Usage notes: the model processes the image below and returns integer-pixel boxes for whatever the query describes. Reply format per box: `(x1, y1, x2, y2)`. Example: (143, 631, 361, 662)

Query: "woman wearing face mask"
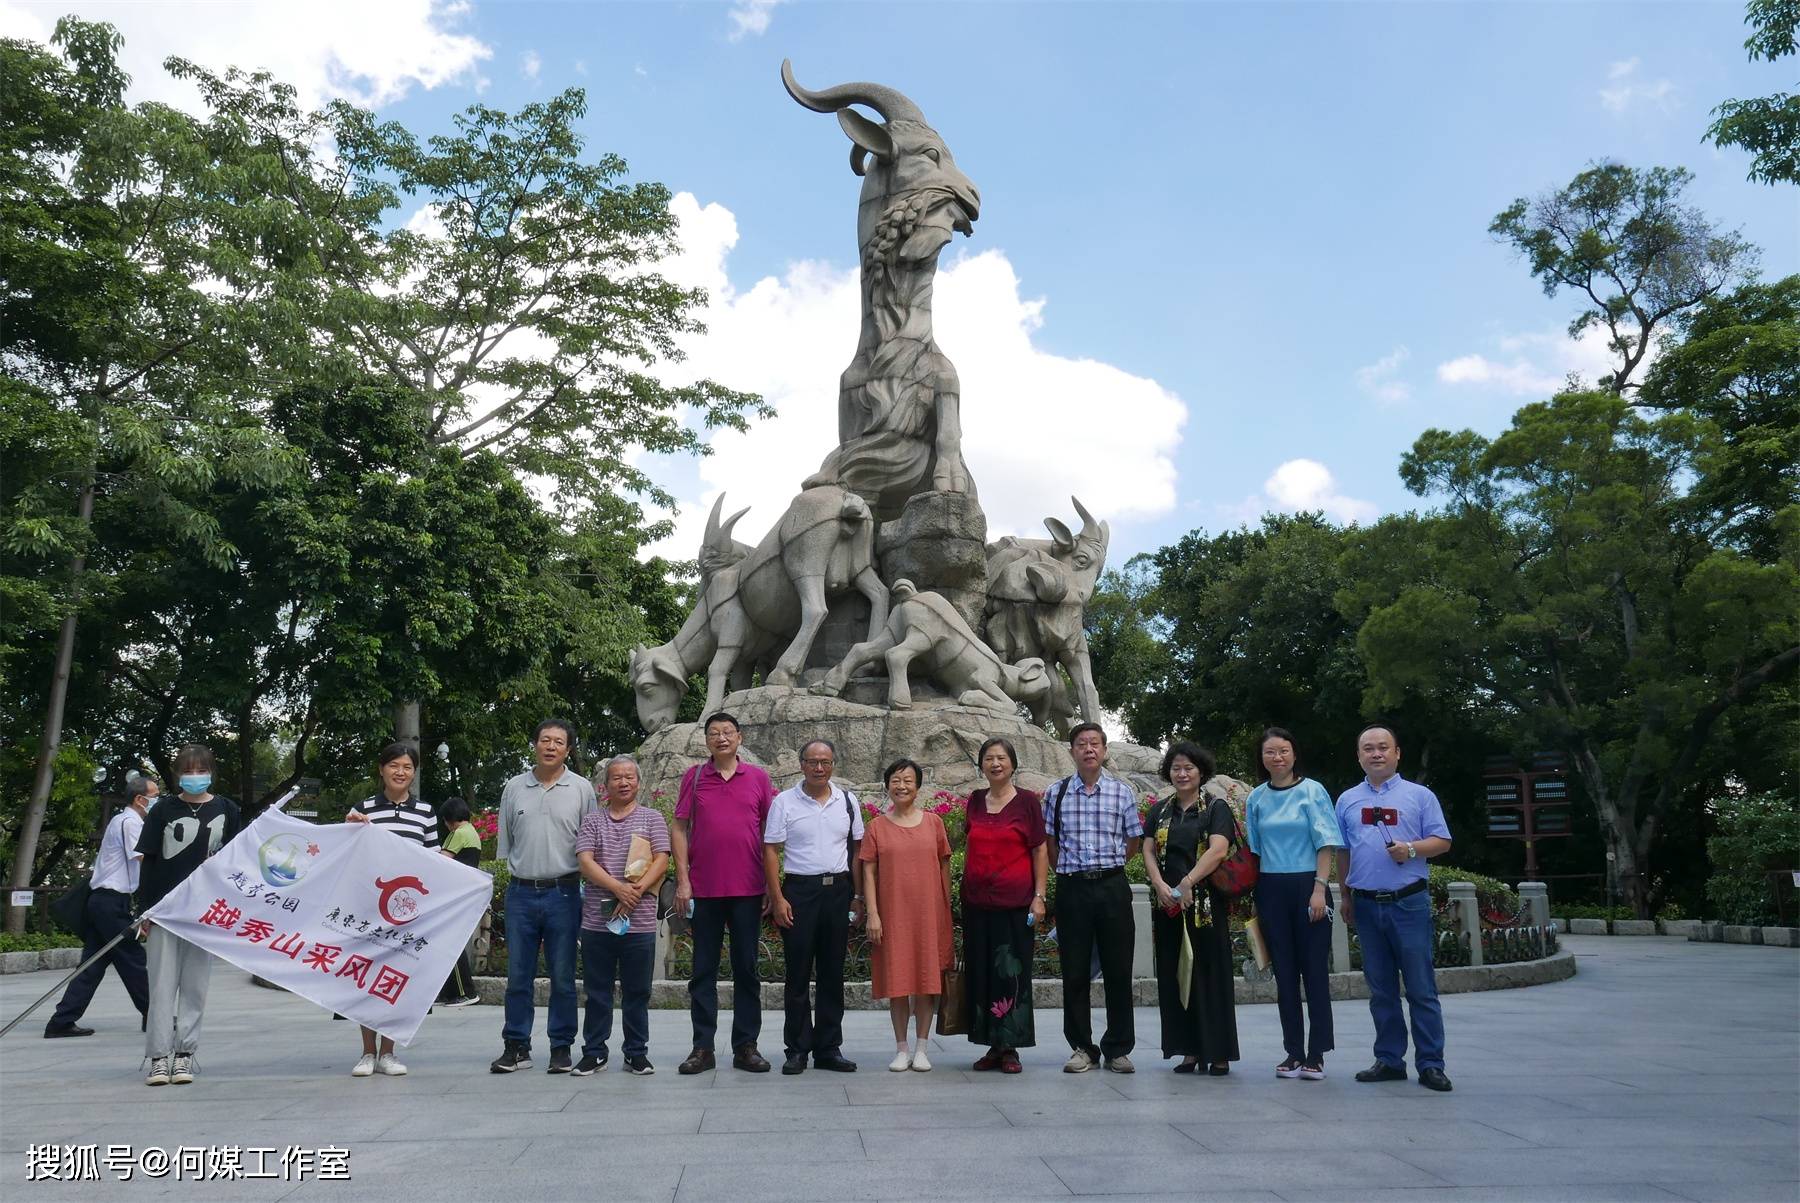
(859, 759, 954, 1072)
(137, 744, 242, 1087)
(342, 743, 440, 1077)
(959, 738, 1047, 1074)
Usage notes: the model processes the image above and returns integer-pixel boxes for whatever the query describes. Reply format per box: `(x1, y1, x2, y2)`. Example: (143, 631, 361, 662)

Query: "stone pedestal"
(1448, 881, 1481, 966)
(1518, 881, 1550, 929)
(876, 490, 990, 634)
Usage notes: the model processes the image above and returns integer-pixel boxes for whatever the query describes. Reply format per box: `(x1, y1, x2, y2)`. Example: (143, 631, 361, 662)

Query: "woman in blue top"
(1245, 727, 1343, 1080)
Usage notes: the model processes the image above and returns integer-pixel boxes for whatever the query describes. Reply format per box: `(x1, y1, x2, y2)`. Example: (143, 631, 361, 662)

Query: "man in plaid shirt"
(1042, 722, 1144, 1074)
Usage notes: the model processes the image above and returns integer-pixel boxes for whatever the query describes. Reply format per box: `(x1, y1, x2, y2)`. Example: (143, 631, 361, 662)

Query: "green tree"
(1489, 164, 1758, 393)
(1706, 0, 1800, 185)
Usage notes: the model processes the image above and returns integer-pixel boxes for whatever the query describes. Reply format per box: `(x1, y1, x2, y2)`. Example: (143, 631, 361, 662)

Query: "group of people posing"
(48, 714, 1453, 1094)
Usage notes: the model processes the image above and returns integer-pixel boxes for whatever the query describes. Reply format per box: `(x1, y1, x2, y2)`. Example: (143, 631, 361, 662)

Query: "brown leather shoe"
(732, 1044, 771, 1073)
(677, 1047, 716, 1075)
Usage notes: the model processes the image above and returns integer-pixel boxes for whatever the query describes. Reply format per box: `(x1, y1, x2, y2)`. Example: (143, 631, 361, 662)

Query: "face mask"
(179, 774, 212, 795)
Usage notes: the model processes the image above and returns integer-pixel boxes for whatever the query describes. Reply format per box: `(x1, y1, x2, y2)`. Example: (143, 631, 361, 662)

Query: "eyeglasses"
(801, 758, 834, 767)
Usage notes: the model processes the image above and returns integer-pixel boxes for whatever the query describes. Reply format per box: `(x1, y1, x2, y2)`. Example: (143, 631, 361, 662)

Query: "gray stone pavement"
(0, 936, 1794, 1202)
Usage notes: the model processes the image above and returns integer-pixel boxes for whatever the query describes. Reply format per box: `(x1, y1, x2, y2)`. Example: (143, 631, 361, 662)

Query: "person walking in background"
(1337, 722, 1454, 1093)
(1143, 742, 1239, 1076)
(672, 712, 775, 1075)
(1042, 723, 1143, 1074)
(435, 796, 484, 1008)
(764, 739, 864, 1075)
(344, 741, 440, 1077)
(44, 772, 156, 1039)
(860, 758, 953, 1072)
(1246, 726, 1343, 1081)
(573, 755, 668, 1077)
(490, 719, 597, 1075)
(138, 744, 241, 1087)
(959, 737, 1046, 1074)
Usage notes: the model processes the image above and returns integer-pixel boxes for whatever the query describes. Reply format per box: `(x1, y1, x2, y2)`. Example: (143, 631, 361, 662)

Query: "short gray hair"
(124, 772, 159, 801)
(596, 754, 640, 786)
(797, 738, 836, 761)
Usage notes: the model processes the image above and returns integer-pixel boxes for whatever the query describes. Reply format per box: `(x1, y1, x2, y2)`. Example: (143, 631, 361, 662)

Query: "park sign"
(141, 811, 491, 1044)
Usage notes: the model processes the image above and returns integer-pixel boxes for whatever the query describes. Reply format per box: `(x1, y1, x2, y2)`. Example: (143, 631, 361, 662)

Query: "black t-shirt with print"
(136, 795, 243, 911)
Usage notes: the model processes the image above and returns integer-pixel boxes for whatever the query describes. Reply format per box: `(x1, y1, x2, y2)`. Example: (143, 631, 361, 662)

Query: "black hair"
(1160, 740, 1216, 784)
(377, 741, 419, 769)
(882, 758, 924, 790)
(438, 796, 472, 825)
(703, 711, 741, 733)
(1254, 726, 1304, 784)
(977, 737, 1018, 772)
(1067, 721, 1107, 748)
(173, 744, 214, 774)
(533, 718, 577, 746)
(1356, 720, 1400, 746)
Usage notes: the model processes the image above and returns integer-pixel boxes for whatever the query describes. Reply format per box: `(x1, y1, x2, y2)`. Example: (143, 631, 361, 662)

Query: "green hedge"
(0, 932, 83, 954)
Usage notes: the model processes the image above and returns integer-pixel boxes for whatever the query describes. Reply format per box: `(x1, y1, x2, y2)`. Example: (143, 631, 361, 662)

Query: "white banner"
(143, 810, 491, 1045)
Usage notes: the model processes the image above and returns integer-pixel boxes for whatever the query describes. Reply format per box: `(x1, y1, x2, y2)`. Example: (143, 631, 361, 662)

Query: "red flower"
(989, 996, 1014, 1019)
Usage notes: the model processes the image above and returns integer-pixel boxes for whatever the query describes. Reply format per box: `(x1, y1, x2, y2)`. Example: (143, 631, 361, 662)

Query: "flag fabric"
(142, 809, 492, 1044)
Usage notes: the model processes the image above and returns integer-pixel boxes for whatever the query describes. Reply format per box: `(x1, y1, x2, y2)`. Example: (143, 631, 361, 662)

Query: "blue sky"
(8, 0, 1795, 565)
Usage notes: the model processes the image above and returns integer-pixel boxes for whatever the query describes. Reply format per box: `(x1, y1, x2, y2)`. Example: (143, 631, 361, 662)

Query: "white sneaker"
(910, 1048, 932, 1072)
(376, 1053, 407, 1076)
(351, 1053, 376, 1077)
(1063, 1048, 1095, 1074)
(888, 1051, 912, 1072)
(146, 1057, 171, 1087)
(1104, 1054, 1135, 1074)
(170, 1054, 194, 1084)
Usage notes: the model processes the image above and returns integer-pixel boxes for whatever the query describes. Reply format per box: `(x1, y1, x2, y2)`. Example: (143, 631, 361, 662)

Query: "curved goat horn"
(1070, 496, 1099, 533)
(781, 59, 925, 124)
(703, 494, 727, 545)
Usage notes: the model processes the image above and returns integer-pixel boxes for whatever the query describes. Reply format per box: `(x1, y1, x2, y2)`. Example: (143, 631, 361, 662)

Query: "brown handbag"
(935, 959, 969, 1036)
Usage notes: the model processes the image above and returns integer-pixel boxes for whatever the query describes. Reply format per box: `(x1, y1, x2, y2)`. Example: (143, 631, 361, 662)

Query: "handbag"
(1207, 799, 1260, 899)
(935, 959, 969, 1036)
(49, 880, 92, 937)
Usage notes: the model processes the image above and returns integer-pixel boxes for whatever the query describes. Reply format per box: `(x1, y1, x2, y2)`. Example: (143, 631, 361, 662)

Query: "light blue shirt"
(1245, 778, 1342, 874)
(1335, 775, 1452, 891)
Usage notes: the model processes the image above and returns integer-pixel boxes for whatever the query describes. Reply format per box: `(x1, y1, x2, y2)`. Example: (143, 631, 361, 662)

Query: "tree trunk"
(6, 482, 95, 935)
(393, 699, 421, 797)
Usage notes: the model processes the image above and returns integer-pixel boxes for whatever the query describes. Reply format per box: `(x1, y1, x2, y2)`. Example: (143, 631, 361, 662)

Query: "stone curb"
(1550, 919, 1800, 946)
(472, 949, 1576, 1009)
(0, 946, 103, 975)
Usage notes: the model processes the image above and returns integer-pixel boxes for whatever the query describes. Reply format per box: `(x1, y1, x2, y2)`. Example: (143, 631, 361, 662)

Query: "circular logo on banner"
(375, 875, 430, 925)
(258, 833, 317, 888)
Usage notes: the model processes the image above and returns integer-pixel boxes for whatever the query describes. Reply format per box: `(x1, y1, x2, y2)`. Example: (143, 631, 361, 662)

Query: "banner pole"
(0, 928, 132, 1039)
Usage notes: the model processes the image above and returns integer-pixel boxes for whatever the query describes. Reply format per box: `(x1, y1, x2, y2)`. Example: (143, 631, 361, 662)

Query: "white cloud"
(1263, 459, 1378, 524)
(1436, 325, 1628, 395)
(644, 192, 1188, 562)
(726, 0, 783, 41)
(1599, 58, 1676, 115)
(1356, 346, 1412, 404)
(520, 50, 541, 81)
(1, 0, 490, 110)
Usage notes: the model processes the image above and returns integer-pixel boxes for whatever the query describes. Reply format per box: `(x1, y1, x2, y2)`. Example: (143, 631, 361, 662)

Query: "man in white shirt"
(764, 739, 865, 1074)
(45, 773, 156, 1037)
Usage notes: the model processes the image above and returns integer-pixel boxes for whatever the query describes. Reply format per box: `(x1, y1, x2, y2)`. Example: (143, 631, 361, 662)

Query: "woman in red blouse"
(959, 738, 1049, 1073)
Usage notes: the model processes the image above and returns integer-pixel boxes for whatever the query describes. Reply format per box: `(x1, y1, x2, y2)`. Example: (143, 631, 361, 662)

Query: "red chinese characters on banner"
(336, 954, 372, 988)
(193, 899, 414, 1007)
(303, 943, 341, 972)
(198, 900, 242, 930)
(369, 965, 409, 1005)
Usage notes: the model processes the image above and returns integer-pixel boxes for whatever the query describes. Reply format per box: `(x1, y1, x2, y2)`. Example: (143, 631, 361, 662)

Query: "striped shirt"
(351, 794, 441, 849)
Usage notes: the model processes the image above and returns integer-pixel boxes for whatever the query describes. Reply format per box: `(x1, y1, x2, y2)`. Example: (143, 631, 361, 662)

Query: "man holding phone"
(1336, 722, 1454, 1092)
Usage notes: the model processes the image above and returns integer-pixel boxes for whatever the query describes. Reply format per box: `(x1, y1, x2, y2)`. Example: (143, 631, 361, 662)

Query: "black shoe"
(43, 1023, 94, 1038)
(489, 1043, 531, 1073)
(813, 1052, 858, 1073)
(1418, 1067, 1454, 1092)
(546, 1046, 572, 1074)
(572, 1052, 605, 1076)
(678, 1047, 716, 1075)
(1207, 1063, 1231, 1077)
(1354, 1061, 1407, 1083)
(624, 1054, 654, 1076)
(733, 1044, 771, 1073)
(782, 1052, 807, 1075)
(1173, 1059, 1198, 1074)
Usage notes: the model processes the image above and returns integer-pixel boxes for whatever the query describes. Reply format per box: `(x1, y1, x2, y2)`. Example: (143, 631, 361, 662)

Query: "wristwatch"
(1033, 893, 1047, 902)
(1406, 842, 1417, 860)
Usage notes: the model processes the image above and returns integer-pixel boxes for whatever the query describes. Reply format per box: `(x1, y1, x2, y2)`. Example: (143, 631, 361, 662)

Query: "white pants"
(145, 924, 212, 1059)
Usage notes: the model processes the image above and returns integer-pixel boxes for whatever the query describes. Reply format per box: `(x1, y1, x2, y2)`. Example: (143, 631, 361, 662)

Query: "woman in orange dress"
(859, 758, 953, 1072)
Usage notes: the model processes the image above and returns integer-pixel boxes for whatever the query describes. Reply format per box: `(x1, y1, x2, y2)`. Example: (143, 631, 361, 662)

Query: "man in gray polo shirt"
(490, 718, 598, 1075)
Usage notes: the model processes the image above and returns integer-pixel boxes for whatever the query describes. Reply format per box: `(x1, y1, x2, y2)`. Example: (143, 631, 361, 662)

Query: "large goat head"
(629, 643, 689, 734)
(782, 60, 980, 264)
(1044, 496, 1110, 576)
(698, 494, 752, 579)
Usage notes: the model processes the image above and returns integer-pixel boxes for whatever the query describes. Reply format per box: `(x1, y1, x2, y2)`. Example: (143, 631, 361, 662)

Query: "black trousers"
(779, 874, 851, 1058)
(1255, 871, 1335, 1061)
(50, 889, 147, 1029)
(689, 894, 764, 1053)
(1055, 872, 1136, 1058)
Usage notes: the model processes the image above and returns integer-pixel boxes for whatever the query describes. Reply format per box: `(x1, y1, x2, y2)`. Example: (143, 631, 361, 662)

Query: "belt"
(784, 872, 850, 886)
(511, 873, 579, 889)
(1058, 867, 1124, 881)
(1352, 879, 1428, 903)
(92, 886, 132, 897)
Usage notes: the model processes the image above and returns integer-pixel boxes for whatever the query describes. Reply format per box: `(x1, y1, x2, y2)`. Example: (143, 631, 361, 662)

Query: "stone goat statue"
(813, 580, 1069, 727)
(630, 486, 888, 732)
(783, 60, 982, 522)
(984, 496, 1111, 727)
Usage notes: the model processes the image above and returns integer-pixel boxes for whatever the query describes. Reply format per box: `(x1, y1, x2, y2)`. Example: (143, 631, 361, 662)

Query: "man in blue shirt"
(1043, 722, 1144, 1074)
(1336, 723, 1454, 1092)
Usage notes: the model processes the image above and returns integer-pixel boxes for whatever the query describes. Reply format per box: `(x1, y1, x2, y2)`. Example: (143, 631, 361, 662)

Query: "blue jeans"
(1357, 889, 1445, 1071)
(581, 929, 656, 1059)
(502, 880, 581, 1051)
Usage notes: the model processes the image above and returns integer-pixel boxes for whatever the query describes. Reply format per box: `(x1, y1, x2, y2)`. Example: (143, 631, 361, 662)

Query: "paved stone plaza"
(1, 936, 1794, 1201)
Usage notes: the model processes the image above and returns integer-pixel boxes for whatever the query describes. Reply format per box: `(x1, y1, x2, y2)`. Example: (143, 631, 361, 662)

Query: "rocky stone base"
(636, 684, 1167, 802)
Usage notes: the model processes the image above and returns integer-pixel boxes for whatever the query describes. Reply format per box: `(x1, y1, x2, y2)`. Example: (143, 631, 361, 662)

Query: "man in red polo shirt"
(672, 712, 775, 1074)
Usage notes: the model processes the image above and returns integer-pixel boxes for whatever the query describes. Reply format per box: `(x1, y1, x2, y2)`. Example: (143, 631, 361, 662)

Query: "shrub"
(1706, 792, 1800, 925)
(0, 932, 82, 954)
